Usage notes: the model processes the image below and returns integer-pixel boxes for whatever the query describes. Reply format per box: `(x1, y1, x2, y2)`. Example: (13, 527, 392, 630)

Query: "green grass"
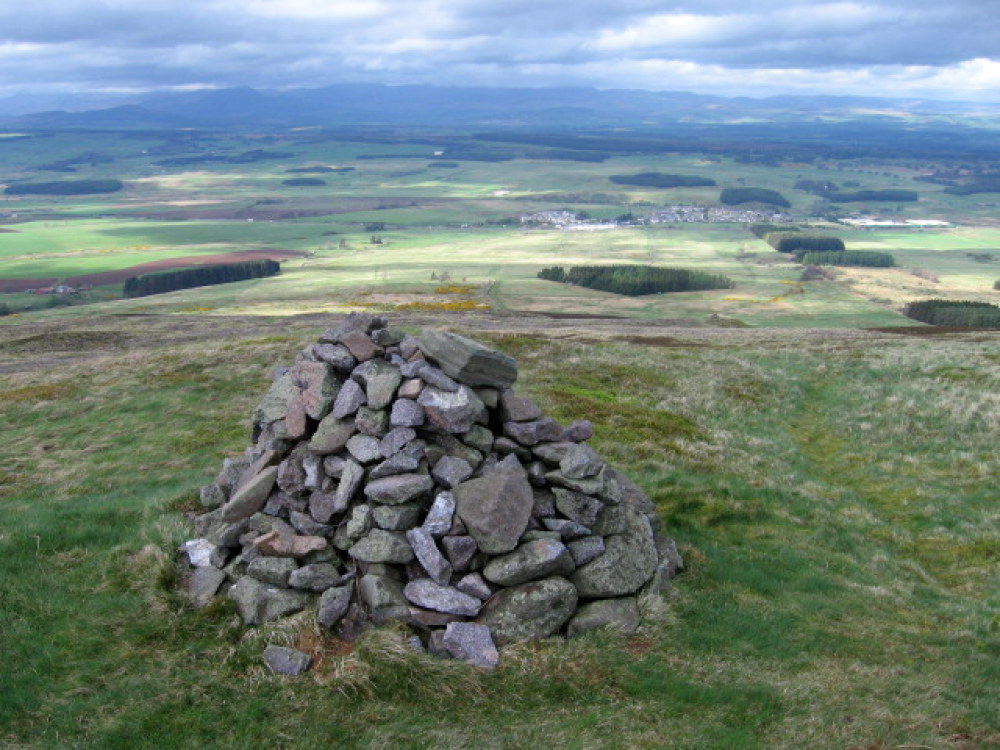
(1, 313, 997, 749)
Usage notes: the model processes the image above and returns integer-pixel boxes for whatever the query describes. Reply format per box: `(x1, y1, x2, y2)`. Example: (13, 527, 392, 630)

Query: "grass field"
(0, 312, 997, 749)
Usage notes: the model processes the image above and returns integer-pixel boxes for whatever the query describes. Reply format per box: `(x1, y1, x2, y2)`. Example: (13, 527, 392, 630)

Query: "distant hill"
(2, 84, 998, 134)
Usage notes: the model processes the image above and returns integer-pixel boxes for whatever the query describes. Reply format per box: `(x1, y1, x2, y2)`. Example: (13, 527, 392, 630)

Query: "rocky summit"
(182, 313, 683, 672)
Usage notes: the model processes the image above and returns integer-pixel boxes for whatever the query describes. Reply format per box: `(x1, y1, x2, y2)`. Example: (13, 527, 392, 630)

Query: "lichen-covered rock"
(481, 539, 574, 586)
(566, 597, 640, 637)
(218, 466, 279, 523)
(349, 529, 415, 564)
(475, 577, 578, 645)
(403, 579, 482, 616)
(417, 329, 518, 388)
(228, 576, 310, 625)
(571, 506, 658, 598)
(442, 622, 499, 670)
(453, 470, 533, 555)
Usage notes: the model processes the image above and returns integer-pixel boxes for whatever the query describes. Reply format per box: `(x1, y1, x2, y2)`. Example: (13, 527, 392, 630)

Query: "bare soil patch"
(0, 248, 305, 292)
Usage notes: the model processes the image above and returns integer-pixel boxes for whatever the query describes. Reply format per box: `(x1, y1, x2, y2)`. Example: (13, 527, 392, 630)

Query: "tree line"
(903, 299, 1000, 327)
(5, 179, 124, 195)
(609, 172, 716, 188)
(123, 259, 280, 298)
(538, 264, 733, 296)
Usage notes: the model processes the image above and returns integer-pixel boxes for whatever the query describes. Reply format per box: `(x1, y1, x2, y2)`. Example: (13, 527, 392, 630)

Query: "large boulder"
(417, 329, 518, 388)
(475, 577, 578, 646)
(453, 470, 534, 554)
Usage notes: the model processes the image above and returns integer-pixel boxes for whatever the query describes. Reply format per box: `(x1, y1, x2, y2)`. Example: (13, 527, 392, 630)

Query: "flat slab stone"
(219, 466, 278, 523)
(349, 529, 415, 564)
(453, 470, 533, 555)
(228, 576, 310, 625)
(566, 597, 640, 638)
(253, 530, 328, 558)
(263, 645, 313, 676)
(403, 579, 482, 616)
(406, 527, 452, 585)
(443, 622, 499, 670)
(417, 329, 518, 388)
(475, 576, 578, 646)
(364, 473, 434, 505)
(482, 538, 575, 586)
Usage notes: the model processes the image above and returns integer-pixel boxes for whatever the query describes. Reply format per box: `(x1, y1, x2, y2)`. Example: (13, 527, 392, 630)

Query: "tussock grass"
(1, 314, 997, 749)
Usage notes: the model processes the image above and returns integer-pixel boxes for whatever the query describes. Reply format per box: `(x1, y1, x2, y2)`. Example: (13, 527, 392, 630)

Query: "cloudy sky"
(1, 0, 998, 102)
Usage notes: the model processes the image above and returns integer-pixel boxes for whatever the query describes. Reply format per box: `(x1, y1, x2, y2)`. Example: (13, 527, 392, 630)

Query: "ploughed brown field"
(0, 248, 305, 292)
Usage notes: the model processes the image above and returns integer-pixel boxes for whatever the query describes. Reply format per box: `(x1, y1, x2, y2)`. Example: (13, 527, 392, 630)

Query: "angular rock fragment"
(442, 622, 499, 670)
(403, 579, 482, 616)
(453, 470, 533, 555)
(263, 645, 313, 676)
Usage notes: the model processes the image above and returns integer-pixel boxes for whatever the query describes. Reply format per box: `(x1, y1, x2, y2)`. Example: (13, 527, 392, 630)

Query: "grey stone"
(545, 468, 604, 495)
(443, 622, 499, 670)
(657, 535, 685, 577)
(322, 454, 347, 478)
(566, 597, 640, 638)
(321, 312, 384, 341)
(372, 326, 406, 346)
(344, 504, 373, 541)
(531, 491, 557, 519)
(482, 539, 575, 586)
(312, 343, 357, 373)
(559, 443, 605, 479)
(418, 386, 485, 434)
(455, 573, 493, 601)
(400, 359, 426, 379)
(542, 517, 593, 539)
(289, 563, 343, 592)
(188, 566, 227, 607)
(403, 579, 482, 616)
(358, 574, 410, 624)
(520, 530, 561, 542)
(263, 645, 313, 676)
(369, 449, 423, 479)
(302, 454, 325, 490)
(422, 491, 456, 536)
(399, 335, 420, 359)
(567, 535, 606, 567)
(317, 584, 353, 628)
(504, 418, 563, 446)
(288, 512, 333, 536)
(308, 490, 344, 525)
(418, 365, 460, 392)
(309, 415, 356, 454)
(461, 424, 495, 454)
(417, 329, 518, 388)
(390, 398, 425, 427)
(357, 360, 402, 410)
(453, 470, 534, 554)
(182, 538, 228, 568)
(247, 556, 299, 587)
(219, 466, 279, 523)
(332, 459, 365, 512)
(252, 370, 297, 426)
(379, 426, 417, 458)
(346, 434, 382, 464)
(475, 577, 578, 646)
(531, 441, 575, 464)
(217, 455, 252, 494)
(591, 504, 631, 535)
(331, 377, 366, 419)
(406, 527, 453, 585)
(561, 419, 594, 443)
(349, 529, 415, 564)
(372, 502, 422, 531)
(199, 483, 226, 510)
(553, 487, 605, 527)
(276, 450, 308, 497)
(571, 506, 658, 598)
(291, 360, 338, 420)
(431, 455, 474, 489)
(228, 576, 310, 625)
(355, 406, 389, 437)
(364, 473, 434, 505)
(499, 390, 542, 422)
(441, 536, 478, 573)
(420, 427, 483, 467)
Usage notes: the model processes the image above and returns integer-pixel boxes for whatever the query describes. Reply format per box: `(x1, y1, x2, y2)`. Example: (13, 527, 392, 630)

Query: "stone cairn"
(183, 313, 683, 673)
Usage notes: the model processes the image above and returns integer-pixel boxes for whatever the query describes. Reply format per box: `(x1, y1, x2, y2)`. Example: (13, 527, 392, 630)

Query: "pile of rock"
(183, 313, 682, 672)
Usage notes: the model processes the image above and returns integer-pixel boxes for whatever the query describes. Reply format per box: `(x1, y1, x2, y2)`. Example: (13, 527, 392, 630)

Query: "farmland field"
(1, 126, 998, 750)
